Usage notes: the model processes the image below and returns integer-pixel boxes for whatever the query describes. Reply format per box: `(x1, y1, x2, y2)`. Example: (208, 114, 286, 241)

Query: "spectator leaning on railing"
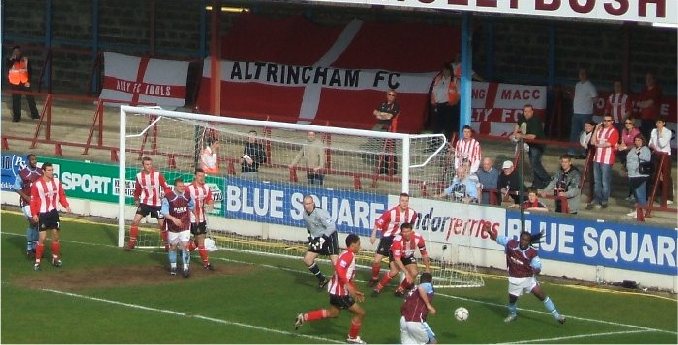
(649, 117, 673, 205)
(497, 160, 521, 205)
(522, 187, 548, 212)
(435, 164, 480, 204)
(625, 134, 652, 218)
(540, 154, 581, 214)
(477, 157, 499, 205)
(587, 114, 619, 209)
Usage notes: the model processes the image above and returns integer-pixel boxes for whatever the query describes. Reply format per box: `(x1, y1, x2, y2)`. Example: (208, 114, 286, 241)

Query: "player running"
(30, 162, 71, 271)
(14, 154, 42, 258)
(301, 195, 340, 288)
(369, 192, 417, 286)
(126, 156, 171, 251)
(373, 222, 431, 297)
(186, 168, 215, 270)
(161, 177, 194, 277)
(295, 234, 367, 344)
(482, 224, 566, 324)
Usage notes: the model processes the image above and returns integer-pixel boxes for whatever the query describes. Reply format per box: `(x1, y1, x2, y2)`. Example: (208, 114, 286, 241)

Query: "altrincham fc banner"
(99, 52, 189, 108)
(197, 15, 459, 133)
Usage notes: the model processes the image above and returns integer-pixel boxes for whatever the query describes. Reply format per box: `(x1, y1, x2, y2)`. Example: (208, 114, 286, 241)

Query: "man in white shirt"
(568, 68, 597, 156)
(649, 117, 673, 205)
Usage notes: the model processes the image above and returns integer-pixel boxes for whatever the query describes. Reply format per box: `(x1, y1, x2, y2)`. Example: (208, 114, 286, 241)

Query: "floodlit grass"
(1, 210, 676, 344)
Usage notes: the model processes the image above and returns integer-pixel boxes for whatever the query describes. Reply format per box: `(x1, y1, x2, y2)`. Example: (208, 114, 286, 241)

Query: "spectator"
(522, 187, 548, 212)
(241, 130, 267, 179)
(435, 165, 479, 204)
(604, 80, 632, 133)
(617, 116, 641, 166)
(6, 45, 39, 122)
(372, 89, 400, 132)
(579, 120, 596, 159)
(588, 114, 619, 209)
(290, 131, 325, 186)
(199, 138, 219, 175)
(454, 125, 481, 174)
(497, 160, 522, 205)
(477, 157, 500, 205)
(626, 134, 652, 218)
(637, 73, 663, 139)
(541, 155, 582, 214)
(568, 68, 597, 156)
(430, 63, 460, 143)
(649, 117, 673, 205)
(512, 104, 550, 189)
(451, 53, 485, 82)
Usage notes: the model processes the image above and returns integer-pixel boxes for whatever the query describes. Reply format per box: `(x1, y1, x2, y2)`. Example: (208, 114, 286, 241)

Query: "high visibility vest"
(431, 74, 460, 105)
(8, 57, 29, 85)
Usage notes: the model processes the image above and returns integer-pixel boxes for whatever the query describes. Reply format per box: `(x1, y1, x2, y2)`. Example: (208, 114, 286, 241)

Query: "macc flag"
(99, 52, 189, 108)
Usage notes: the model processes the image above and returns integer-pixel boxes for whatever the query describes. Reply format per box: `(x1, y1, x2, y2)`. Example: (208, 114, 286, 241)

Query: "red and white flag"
(470, 82, 547, 136)
(100, 52, 189, 108)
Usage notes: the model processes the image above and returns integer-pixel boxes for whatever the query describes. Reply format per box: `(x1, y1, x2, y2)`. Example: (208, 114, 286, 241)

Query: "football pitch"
(1, 211, 676, 344)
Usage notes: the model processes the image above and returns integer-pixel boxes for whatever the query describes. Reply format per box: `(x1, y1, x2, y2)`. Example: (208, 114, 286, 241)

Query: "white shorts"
(168, 230, 191, 246)
(399, 316, 435, 344)
(508, 276, 538, 297)
(22, 205, 32, 219)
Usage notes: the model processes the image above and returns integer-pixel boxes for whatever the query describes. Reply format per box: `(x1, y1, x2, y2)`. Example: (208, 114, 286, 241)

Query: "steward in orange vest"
(6, 46, 39, 122)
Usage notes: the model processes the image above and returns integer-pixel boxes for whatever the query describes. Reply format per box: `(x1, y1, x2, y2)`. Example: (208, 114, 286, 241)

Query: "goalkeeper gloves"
(311, 235, 329, 251)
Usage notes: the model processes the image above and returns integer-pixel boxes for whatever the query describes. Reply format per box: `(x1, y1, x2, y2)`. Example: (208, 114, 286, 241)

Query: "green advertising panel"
(42, 157, 224, 217)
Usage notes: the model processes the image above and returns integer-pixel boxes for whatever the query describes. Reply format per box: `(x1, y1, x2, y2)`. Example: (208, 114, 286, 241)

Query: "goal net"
(118, 106, 484, 288)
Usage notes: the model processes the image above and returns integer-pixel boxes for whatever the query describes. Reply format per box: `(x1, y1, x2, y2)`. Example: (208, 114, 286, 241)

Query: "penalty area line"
(41, 288, 343, 344)
(505, 329, 651, 344)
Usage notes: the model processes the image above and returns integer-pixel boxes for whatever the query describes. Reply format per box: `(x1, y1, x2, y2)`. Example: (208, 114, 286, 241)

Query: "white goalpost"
(118, 105, 484, 288)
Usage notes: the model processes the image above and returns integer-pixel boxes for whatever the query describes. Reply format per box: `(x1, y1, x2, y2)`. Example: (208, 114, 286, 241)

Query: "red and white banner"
(100, 52, 189, 108)
(308, 0, 677, 25)
(197, 15, 459, 133)
(470, 82, 547, 136)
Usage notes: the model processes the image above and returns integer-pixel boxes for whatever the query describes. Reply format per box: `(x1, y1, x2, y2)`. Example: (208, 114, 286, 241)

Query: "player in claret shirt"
(14, 154, 42, 258)
(482, 224, 565, 324)
(294, 234, 367, 344)
(373, 222, 431, 297)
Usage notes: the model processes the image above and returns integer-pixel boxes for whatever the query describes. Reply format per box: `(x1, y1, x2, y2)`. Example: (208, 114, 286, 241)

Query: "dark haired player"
(295, 234, 367, 344)
(482, 224, 565, 324)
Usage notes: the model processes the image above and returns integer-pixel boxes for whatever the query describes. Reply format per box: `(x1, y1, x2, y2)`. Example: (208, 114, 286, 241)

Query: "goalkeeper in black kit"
(302, 195, 340, 289)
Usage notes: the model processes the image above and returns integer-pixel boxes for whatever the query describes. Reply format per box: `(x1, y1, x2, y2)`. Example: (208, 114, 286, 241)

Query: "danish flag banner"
(99, 52, 189, 108)
(196, 15, 459, 133)
(470, 82, 548, 136)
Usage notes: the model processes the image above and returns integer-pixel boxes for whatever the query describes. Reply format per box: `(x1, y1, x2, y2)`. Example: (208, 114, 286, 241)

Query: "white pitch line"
(41, 289, 343, 344)
(505, 329, 651, 344)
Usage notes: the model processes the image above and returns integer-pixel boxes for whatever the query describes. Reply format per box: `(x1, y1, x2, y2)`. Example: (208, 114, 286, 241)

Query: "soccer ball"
(454, 307, 469, 321)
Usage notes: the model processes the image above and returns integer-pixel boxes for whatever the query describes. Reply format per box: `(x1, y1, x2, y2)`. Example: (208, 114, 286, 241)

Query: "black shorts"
(307, 231, 339, 256)
(136, 204, 163, 219)
(38, 209, 60, 231)
(329, 294, 355, 310)
(389, 255, 416, 267)
(191, 221, 207, 236)
(376, 236, 395, 256)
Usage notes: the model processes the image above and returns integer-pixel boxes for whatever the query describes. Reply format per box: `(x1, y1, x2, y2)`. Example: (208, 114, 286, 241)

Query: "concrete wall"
(3, 0, 675, 95)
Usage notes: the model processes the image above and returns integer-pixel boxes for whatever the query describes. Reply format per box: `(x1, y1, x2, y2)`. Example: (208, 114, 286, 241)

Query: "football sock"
(168, 250, 177, 268)
(348, 319, 362, 339)
(188, 241, 197, 251)
(543, 297, 560, 318)
(304, 309, 328, 322)
(51, 241, 61, 258)
(30, 225, 38, 250)
(129, 225, 139, 245)
(308, 263, 325, 281)
(35, 242, 45, 263)
(397, 277, 413, 292)
(198, 245, 209, 265)
(370, 263, 381, 280)
(182, 249, 190, 269)
(508, 302, 517, 316)
(376, 272, 395, 290)
(25, 226, 34, 251)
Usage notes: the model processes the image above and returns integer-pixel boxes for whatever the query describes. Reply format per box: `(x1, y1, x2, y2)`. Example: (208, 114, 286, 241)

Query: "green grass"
(2, 210, 676, 343)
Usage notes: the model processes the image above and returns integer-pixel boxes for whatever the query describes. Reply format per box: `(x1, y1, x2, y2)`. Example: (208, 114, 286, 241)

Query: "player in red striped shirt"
(588, 114, 619, 209)
(30, 162, 71, 271)
(126, 157, 171, 250)
(603, 81, 632, 130)
(186, 168, 215, 270)
(368, 193, 417, 286)
(373, 222, 431, 297)
(454, 125, 482, 174)
(295, 234, 367, 344)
